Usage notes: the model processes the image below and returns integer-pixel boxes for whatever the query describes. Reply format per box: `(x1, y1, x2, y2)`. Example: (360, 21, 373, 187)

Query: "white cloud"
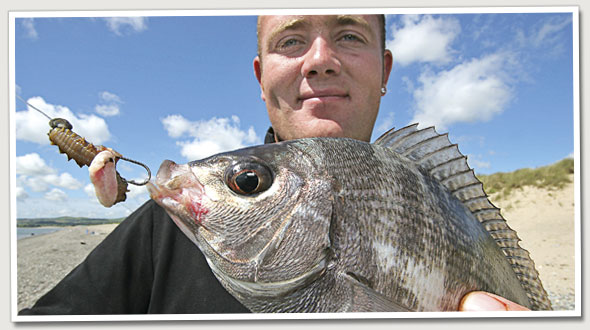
(387, 15, 460, 66)
(21, 18, 38, 39)
(401, 76, 415, 93)
(15, 96, 112, 145)
(104, 17, 148, 36)
(469, 14, 494, 43)
(512, 15, 572, 59)
(20, 172, 83, 192)
(45, 188, 68, 202)
(532, 16, 571, 48)
(45, 172, 84, 190)
(16, 153, 53, 176)
(95, 104, 120, 116)
(162, 114, 195, 138)
(410, 53, 513, 130)
(19, 176, 49, 193)
(95, 91, 122, 116)
(15, 186, 29, 201)
(161, 114, 260, 160)
(126, 183, 148, 199)
(84, 183, 96, 198)
(16, 153, 84, 194)
(99, 91, 122, 103)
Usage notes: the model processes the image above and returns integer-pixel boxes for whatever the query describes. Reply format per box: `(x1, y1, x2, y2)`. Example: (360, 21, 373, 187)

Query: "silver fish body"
(147, 125, 551, 312)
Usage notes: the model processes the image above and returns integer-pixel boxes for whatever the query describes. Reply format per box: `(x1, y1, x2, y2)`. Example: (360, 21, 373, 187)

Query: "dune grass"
(477, 158, 574, 199)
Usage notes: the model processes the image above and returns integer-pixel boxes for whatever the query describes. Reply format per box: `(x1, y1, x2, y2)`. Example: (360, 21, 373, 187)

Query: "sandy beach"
(486, 176, 576, 311)
(16, 223, 119, 312)
(16, 178, 576, 312)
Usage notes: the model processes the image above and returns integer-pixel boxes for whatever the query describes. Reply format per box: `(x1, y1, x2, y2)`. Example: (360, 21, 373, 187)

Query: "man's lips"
(298, 90, 349, 102)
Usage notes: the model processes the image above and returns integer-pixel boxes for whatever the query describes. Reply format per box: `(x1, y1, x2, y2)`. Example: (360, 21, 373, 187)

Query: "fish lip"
(150, 160, 205, 194)
(147, 160, 208, 227)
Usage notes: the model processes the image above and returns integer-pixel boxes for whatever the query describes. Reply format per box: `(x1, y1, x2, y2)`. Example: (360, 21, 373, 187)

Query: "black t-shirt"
(19, 200, 250, 314)
(19, 127, 283, 315)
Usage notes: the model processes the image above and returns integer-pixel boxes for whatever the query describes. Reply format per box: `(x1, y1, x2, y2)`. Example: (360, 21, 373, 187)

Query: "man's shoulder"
(112, 199, 175, 238)
(264, 126, 276, 144)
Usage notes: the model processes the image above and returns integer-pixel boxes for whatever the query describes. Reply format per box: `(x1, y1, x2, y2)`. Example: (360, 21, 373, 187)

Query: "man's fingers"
(459, 291, 531, 311)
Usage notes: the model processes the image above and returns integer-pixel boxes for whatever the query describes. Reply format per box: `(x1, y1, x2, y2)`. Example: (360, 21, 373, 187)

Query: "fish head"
(147, 140, 334, 297)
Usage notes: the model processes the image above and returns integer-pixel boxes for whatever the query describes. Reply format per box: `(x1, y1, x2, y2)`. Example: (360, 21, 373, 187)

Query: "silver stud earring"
(381, 86, 387, 95)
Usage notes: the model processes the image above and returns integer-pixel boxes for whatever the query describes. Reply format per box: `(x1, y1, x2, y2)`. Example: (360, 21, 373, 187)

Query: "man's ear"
(253, 56, 262, 84)
(382, 50, 393, 87)
(253, 56, 266, 102)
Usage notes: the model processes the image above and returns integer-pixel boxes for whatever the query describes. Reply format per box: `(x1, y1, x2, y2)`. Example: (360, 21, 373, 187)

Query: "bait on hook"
(17, 95, 152, 207)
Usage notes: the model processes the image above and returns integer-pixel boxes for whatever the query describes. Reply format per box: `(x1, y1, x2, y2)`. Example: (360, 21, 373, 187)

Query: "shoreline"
(16, 223, 119, 311)
(16, 223, 120, 241)
(17, 227, 64, 241)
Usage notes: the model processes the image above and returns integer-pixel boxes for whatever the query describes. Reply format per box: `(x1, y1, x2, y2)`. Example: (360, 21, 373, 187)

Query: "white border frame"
(9, 6, 581, 322)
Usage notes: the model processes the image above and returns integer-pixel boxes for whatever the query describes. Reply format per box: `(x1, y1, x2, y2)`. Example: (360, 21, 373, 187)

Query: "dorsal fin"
(374, 124, 552, 310)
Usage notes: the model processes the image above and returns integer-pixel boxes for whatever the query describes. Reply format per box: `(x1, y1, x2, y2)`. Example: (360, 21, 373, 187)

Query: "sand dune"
(486, 175, 576, 310)
(16, 177, 576, 312)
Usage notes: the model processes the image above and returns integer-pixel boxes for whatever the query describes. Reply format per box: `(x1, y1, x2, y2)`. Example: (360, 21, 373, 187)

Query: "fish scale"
(147, 124, 551, 312)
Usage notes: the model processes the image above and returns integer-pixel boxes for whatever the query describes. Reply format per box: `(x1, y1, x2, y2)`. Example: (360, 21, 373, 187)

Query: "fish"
(147, 124, 552, 312)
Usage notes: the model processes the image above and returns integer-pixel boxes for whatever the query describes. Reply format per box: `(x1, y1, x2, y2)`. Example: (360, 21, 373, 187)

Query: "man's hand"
(459, 291, 530, 311)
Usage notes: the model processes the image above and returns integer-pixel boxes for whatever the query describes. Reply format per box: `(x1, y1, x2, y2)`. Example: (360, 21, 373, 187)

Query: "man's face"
(254, 15, 393, 142)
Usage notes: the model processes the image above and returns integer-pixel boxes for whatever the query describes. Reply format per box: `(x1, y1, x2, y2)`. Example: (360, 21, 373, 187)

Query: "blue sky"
(11, 10, 576, 219)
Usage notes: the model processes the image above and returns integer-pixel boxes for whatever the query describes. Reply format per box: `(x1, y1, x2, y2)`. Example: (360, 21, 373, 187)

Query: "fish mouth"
(147, 160, 209, 230)
(147, 160, 250, 273)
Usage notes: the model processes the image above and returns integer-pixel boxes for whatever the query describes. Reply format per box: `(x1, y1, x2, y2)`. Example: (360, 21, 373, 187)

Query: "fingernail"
(461, 293, 507, 311)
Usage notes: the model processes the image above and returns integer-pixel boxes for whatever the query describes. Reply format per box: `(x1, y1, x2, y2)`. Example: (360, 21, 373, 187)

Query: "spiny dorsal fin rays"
(373, 123, 417, 147)
(373, 123, 552, 310)
(389, 127, 439, 154)
(462, 196, 497, 213)
(400, 134, 453, 160)
(373, 125, 398, 146)
(450, 182, 486, 201)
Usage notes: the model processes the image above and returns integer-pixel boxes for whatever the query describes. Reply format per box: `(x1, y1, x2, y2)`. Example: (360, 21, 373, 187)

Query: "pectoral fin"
(341, 272, 412, 312)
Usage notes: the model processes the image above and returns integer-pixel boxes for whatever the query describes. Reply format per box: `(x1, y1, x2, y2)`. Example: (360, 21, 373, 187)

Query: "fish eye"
(225, 162, 273, 195)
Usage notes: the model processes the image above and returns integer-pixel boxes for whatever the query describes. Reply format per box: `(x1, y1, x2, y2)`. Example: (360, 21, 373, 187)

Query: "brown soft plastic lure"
(48, 118, 120, 167)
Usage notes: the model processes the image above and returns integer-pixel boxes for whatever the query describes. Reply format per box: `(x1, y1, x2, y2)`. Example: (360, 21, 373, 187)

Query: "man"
(254, 15, 391, 143)
(19, 14, 526, 315)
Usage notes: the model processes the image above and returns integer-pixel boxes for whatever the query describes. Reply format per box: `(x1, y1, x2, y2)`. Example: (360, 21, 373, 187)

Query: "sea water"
(17, 227, 63, 240)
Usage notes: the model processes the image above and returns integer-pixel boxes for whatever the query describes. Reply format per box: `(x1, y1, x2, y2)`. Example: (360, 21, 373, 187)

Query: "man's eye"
(340, 33, 362, 42)
(278, 38, 302, 49)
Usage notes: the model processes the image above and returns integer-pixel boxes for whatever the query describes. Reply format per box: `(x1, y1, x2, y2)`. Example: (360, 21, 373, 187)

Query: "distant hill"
(477, 158, 574, 199)
(17, 216, 125, 228)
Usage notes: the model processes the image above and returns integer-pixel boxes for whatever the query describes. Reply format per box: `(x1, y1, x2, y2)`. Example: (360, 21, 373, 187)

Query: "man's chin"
(286, 121, 348, 140)
(301, 120, 371, 141)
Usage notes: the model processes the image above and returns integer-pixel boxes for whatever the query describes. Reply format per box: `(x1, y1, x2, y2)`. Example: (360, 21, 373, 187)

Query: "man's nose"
(301, 37, 341, 78)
